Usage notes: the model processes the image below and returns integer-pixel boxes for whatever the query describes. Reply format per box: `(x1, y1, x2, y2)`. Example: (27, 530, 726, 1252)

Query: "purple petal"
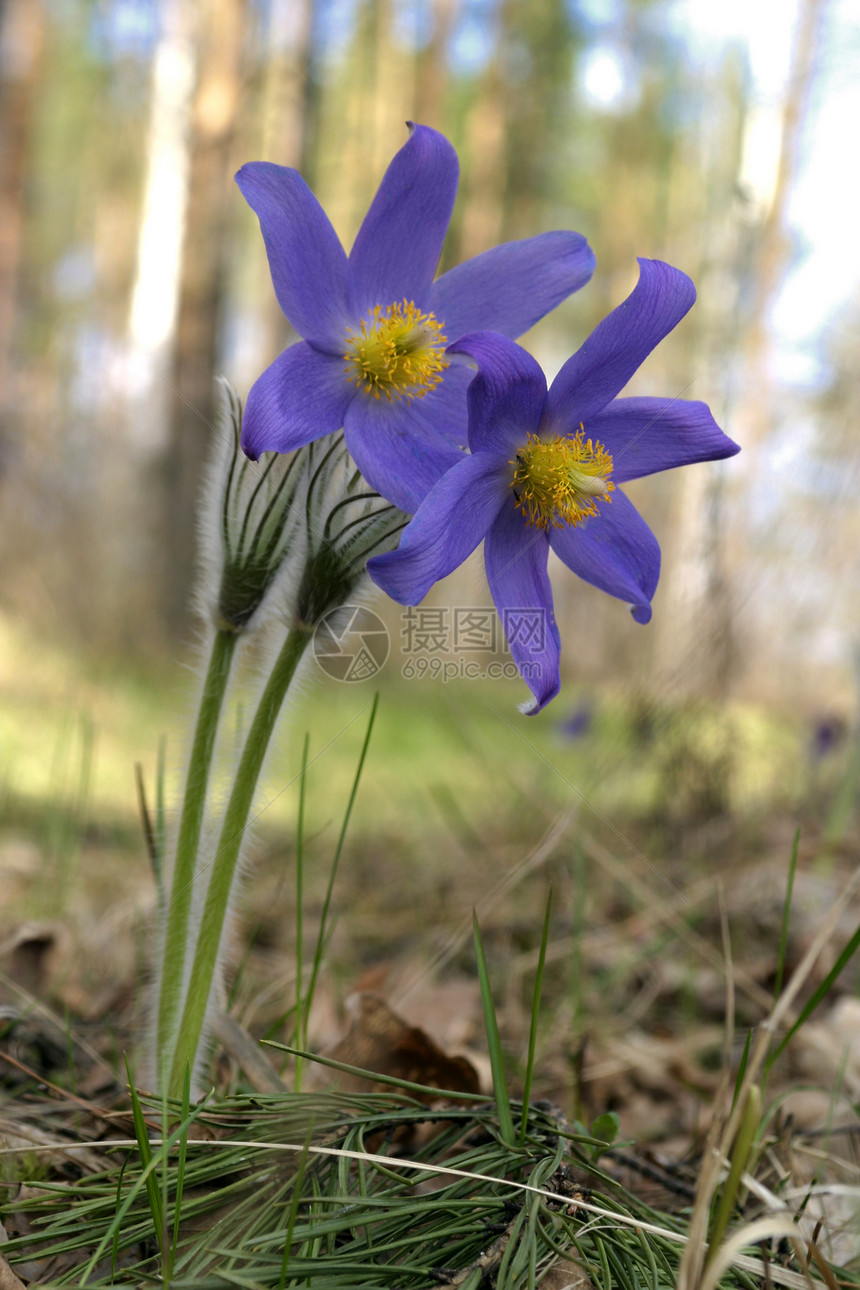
(385, 361, 474, 453)
(447, 333, 547, 456)
(241, 342, 351, 460)
(344, 393, 474, 513)
(349, 124, 458, 311)
(236, 163, 351, 347)
(548, 489, 659, 624)
(367, 453, 509, 603)
(484, 504, 560, 714)
(545, 259, 697, 426)
(587, 397, 740, 483)
(429, 232, 595, 340)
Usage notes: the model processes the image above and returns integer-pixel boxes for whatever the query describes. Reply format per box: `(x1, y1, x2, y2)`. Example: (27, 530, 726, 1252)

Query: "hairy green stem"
(167, 624, 311, 1097)
(706, 1083, 762, 1267)
(157, 628, 238, 1069)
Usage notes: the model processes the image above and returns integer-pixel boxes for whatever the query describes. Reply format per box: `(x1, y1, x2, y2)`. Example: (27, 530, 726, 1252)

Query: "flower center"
(344, 301, 448, 402)
(511, 428, 615, 529)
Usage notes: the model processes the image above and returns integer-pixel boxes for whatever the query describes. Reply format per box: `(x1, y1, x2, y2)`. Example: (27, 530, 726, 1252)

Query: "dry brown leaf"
(0, 924, 58, 998)
(0, 1253, 27, 1290)
(540, 1258, 595, 1290)
(321, 992, 480, 1098)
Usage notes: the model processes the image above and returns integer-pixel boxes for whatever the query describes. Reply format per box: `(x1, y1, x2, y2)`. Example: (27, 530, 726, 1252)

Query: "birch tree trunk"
(457, 3, 506, 263)
(414, 0, 458, 131)
(160, 0, 246, 637)
(126, 0, 196, 454)
(252, 0, 315, 375)
(658, 0, 827, 697)
(653, 51, 750, 697)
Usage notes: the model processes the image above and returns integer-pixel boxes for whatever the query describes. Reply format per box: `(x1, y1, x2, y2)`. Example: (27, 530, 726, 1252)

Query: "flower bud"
(294, 432, 409, 628)
(199, 378, 304, 632)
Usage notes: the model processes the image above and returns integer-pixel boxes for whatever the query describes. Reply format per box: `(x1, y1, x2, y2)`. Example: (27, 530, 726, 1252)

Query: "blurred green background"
(1, 0, 858, 853)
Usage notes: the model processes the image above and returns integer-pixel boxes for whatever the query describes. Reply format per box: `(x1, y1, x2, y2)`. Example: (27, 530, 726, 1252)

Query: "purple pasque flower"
(236, 123, 595, 513)
(368, 259, 740, 713)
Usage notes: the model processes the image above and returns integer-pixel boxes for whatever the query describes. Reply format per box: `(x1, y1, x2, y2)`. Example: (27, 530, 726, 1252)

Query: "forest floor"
(1, 613, 859, 1285)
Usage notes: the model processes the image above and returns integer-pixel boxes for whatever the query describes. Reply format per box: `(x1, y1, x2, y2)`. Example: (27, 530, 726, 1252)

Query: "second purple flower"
(368, 260, 741, 713)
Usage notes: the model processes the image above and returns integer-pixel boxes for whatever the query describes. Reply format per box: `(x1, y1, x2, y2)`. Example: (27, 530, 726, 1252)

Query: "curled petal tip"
(518, 672, 561, 715)
(638, 258, 696, 318)
(631, 602, 652, 624)
(239, 428, 260, 462)
(444, 346, 479, 371)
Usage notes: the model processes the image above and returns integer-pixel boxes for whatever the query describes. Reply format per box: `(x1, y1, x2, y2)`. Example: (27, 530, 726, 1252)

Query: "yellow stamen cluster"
(510, 427, 615, 529)
(344, 300, 448, 402)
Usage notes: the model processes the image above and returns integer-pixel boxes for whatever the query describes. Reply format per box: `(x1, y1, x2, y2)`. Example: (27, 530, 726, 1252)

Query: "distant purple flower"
(559, 702, 593, 740)
(810, 715, 846, 761)
(236, 124, 595, 512)
(368, 260, 741, 713)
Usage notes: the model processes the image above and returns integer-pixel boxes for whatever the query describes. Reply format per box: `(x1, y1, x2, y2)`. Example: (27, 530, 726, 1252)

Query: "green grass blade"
(766, 918, 860, 1069)
(730, 1028, 753, 1112)
(171, 1061, 192, 1259)
(294, 732, 311, 1092)
(110, 1154, 130, 1281)
(706, 1083, 762, 1270)
(134, 762, 158, 876)
(160, 1060, 172, 1285)
(156, 734, 167, 898)
(278, 1127, 314, 1289)
(125, 1055, 166, 1270)
(303, 695, 379, 1043)
(496, 1205, 527, 1286)
(81, 1078, 212, 1284)
(473, 910, 515, 1145)
(595, 1230, 613, 1289)
(636, 1221, 661, 1289)
(774, 828, 800, 1003)
(519, 887, 552, 1145)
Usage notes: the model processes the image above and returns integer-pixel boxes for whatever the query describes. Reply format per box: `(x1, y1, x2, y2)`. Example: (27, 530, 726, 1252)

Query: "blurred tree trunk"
(126, 0, 196, 455)
(414, 0, 458, 134)
(160, 0, 247, 639)
(500, 0, 578, 241)
(259, 0, 314, 168)
(458, 0, 578, 262)
(362, 0, 416, 181)
(458, 43, 506, 261)
(316, 0, 416, 244)
(654, 50, 750, 697)
(727, 0, 827, 692)
(657, 0, 825, 699)
(0, 0, 44, 423)
(253, 0, 316, 372)
(745, 0, 827, 372)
